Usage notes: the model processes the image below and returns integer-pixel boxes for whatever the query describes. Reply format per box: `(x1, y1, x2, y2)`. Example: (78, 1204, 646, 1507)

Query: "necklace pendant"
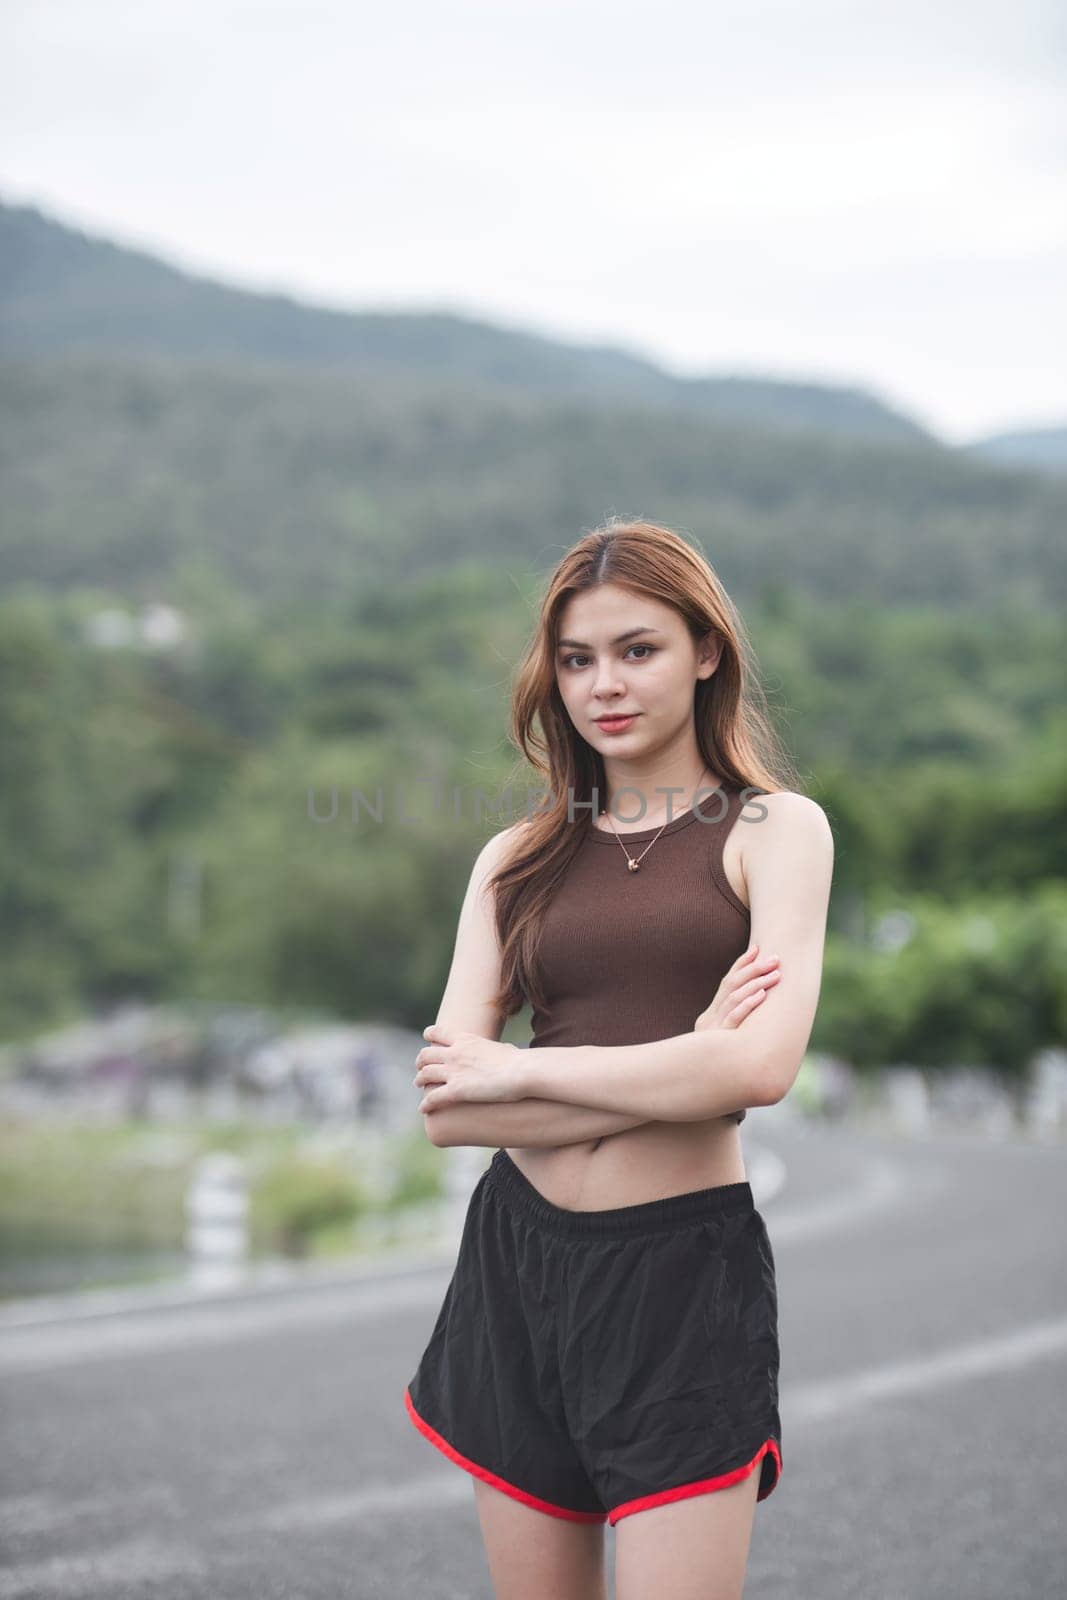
(627, 858, 640, 872)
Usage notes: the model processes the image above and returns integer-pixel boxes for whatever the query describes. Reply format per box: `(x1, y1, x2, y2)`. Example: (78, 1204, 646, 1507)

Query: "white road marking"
(0, 1245, 454, 1331)
(0, 1152, 938, 1376)
(233, 1470, 474, 1532)
(2, 1141, 1061, 1596)
(766, 1154, 945, 1245)
(0, 1485, 181, 1541)
(787, 1311, 1067, 1424)
(231, 1309, 1067, 1533)
(0, 1274, 445, 1376)
(0, 1536, 206, 1599)
(4, 1305, 1067, 1593)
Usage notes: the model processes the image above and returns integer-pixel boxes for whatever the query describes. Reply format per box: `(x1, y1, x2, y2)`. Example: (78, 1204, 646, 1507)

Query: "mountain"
(2, 350, 1063, 612)
(2, 197, 1064, 615)
(963, 427, 1067, 479)
(0, 198, 931, 447)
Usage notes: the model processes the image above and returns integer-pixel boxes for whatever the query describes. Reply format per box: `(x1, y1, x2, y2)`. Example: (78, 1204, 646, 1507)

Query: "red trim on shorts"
(403, 1385, 609, 1525)
(607, 1437, 782, 1526)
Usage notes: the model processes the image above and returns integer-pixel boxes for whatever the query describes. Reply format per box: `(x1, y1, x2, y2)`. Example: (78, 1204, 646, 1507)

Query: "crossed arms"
(420, 791, 834, 1149)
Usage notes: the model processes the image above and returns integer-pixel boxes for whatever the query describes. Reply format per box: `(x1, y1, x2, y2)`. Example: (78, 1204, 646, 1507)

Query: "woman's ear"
(696, 631, 722, 679)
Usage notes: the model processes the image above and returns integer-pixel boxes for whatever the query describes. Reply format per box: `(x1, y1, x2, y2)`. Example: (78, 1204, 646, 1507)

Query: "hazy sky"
(3, 0, 1064, 442)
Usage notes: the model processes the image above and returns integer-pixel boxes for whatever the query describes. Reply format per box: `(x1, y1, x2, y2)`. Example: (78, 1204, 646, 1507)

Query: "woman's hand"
(694, 944, 780, 1032)
(695, 945, 781, 1121)
(414, 1024, 526, 1113)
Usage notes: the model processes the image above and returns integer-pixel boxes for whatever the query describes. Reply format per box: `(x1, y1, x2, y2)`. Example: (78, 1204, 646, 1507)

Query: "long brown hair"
(487, 516, 803, 1021)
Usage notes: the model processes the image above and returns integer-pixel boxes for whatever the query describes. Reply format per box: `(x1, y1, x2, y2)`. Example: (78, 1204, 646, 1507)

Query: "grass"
(0, 1114, 447, 1298)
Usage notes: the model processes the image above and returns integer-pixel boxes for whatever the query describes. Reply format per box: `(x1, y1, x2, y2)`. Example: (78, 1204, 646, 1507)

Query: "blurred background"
(1, 0, 1065, 1303)
(0, 4, 1065, 1594)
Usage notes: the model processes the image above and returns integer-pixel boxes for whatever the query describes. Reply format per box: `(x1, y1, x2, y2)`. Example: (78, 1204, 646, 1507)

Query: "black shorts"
(403, 1148, 782, 1526)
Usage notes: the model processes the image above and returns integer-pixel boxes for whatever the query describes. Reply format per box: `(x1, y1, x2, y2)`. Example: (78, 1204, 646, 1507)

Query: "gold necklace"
(604, 769, 712, 873)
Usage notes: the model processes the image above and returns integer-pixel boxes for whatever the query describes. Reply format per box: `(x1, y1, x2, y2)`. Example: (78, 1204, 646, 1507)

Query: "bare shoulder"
(742, 789, 834, 871)
(746, 788, 832, 831)
(497, 814, 536, 846)
(477, 815, 535, 877)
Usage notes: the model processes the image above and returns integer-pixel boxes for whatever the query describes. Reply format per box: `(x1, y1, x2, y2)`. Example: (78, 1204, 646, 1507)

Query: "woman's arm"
(422, 1097, 647, 1149)
(418, 822, 651, 1149)
(519, 794, 834, 1120)
(416, 795, 833, 1134)
(520, 1030, 762, 1122)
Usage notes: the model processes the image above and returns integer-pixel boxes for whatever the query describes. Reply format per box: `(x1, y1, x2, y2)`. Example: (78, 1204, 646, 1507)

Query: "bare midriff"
(504, 1114, 747, 1211)
(505, 813, 751, 1211)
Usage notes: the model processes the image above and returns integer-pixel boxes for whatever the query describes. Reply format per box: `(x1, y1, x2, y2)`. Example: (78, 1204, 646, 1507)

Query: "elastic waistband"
(486, 1148, 754, 1238)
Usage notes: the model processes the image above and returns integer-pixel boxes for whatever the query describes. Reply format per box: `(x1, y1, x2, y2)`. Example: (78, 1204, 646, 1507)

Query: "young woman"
(404, 518, 834, 1600)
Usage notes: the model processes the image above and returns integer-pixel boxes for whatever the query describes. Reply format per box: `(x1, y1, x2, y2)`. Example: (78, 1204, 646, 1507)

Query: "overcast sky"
(2, 0, 1064, 443)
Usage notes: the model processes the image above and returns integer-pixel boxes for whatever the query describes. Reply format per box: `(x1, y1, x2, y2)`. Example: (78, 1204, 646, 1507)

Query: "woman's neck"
(598, 762, 720, 828)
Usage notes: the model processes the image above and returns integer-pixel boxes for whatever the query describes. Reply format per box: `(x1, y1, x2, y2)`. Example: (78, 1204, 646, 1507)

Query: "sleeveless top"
(528, 778, 759, 1126)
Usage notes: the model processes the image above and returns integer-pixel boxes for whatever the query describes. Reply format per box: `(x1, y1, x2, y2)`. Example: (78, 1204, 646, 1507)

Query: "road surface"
(2, 1122, 1065, 1598)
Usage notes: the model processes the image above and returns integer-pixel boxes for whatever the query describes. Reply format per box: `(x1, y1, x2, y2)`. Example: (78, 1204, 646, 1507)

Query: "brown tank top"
(528, 779, 759, 1125)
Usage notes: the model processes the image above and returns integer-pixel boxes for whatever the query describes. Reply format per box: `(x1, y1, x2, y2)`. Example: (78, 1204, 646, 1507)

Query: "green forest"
(2, 561, 1064, 1077)
(1, 201, 1065, 1083)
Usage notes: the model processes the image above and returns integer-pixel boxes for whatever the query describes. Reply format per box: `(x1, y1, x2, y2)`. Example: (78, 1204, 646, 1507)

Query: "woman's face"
(554, 583, 719, 758)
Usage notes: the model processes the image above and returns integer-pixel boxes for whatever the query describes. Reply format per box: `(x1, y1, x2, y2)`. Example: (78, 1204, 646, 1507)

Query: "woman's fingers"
(731, 951, 778, 981)
(727, 985, 771, 1025)
(693, 947, 781, 1030)
(731, 967, 780, 1004)
(696, 954, 781, 1031)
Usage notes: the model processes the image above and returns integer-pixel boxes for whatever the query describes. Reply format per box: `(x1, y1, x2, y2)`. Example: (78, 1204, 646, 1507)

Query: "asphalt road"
(2, 1121, 1065, 1599)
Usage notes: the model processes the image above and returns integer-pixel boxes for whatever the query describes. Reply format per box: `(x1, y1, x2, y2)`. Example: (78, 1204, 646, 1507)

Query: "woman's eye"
(561, 645, 656, 669)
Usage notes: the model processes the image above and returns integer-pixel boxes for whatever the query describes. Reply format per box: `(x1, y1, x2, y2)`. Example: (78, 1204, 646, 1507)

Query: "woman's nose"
(593, 667, 627, 695)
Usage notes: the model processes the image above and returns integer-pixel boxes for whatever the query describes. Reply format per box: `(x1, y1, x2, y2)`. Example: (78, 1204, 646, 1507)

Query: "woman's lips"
(594, 714, 639, 733)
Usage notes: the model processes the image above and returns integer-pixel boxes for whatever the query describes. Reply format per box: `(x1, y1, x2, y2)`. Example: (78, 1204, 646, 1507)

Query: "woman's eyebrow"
(557, 627, 664, 650)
